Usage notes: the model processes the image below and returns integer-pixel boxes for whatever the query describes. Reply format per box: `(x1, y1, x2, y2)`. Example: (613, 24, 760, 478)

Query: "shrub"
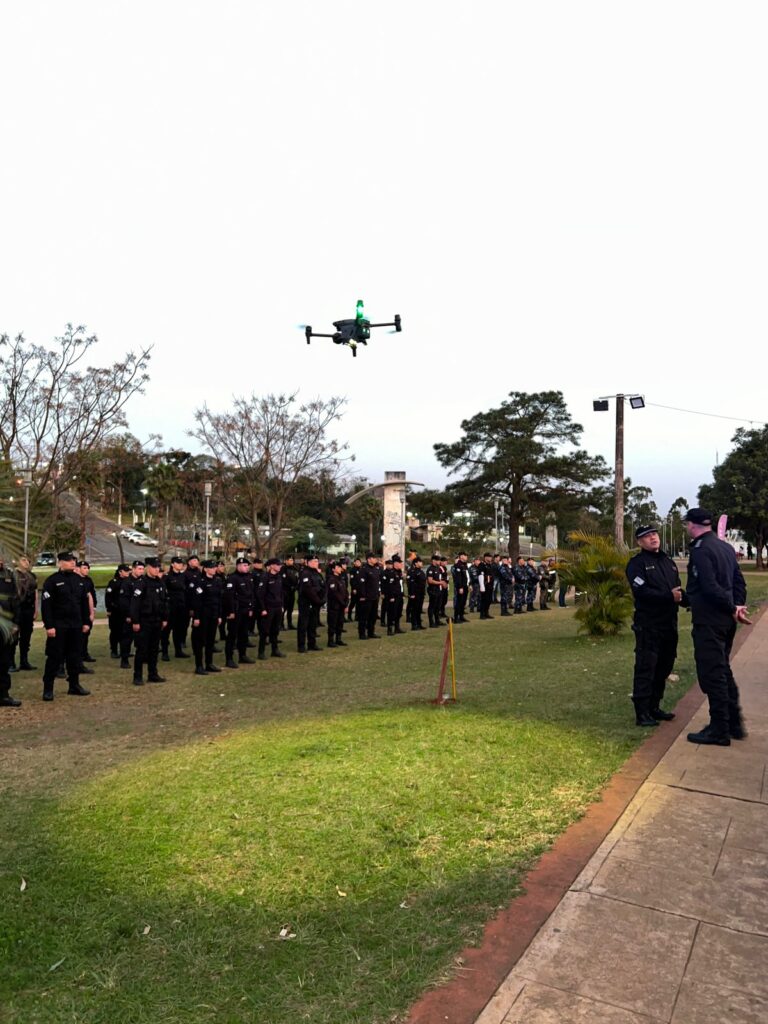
(557, 530, 632, 636)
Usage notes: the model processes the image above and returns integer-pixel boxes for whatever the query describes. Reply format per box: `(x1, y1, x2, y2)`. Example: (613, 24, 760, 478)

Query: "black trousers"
(347, 592, 359, 622)
(162, 607, 189, 655)
(108, 612, 122, 656)
(43, 628, 82, 689)
(408, 593, 424, 628)
(427, 590, 443, 626)
(297, 601, 320, 650)
(327, 604, 344, 643)
(385, 596, 403, 629)
(631, 625, 678, 714)
(133, 622, 162, 679)
(469, 584, 480, 612)
(226, 611, 252, 659)
(453, 589, 467, 620)
(192, 617, 219, 668)
(0, 641, 14, 698)
(119, 616, 135, 661)
(17, 610, 34, 664)
(357, 600, 379, 639)
(80, 625, 93, 662)
(692, 621, 741, 735)
(258, 607, 282, 654)
(283, 591, 296, 628)
(479, 589, 493, 618)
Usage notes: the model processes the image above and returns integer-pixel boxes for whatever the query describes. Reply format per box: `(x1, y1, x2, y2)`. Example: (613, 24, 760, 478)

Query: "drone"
(302, 300, 402, 356)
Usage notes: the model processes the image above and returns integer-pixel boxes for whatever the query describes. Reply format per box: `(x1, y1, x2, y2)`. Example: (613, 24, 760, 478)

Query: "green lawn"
(2, 582, 766, 1024)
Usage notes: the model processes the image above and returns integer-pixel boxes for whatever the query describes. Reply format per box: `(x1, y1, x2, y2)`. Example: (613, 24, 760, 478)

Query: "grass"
(2, 580, 767, 1024)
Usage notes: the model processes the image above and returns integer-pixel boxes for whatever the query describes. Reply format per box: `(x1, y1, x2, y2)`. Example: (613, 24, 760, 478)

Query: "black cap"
(144, 556, 161, 568)
(117, 563, 130, 572)
(131, 559, 145, 568)
(252, 556, 264, 564)
(431, 553, 440, 561)
(684, 507, 713, 525)
(392, 554, 403, 563)
(385, 558, 393, 565)
(365, 550, 375, 559)
(635, 524, 659, 539)
(236, 556, 250, 565)
(201, 558, 216, 568)
(414, 556, 423, 564)
(57, 551, 76, 561)
(265, 557, 282, 567)
(186, 555, 199, 564)
(327, 560, 338, 569)
(170, 556, 184, 565)
(76, 560, 90, 568)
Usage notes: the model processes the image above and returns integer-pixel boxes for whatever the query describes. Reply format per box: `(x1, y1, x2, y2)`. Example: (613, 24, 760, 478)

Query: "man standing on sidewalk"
(626, 525, 683, 727)
(684, 507, 749, 746)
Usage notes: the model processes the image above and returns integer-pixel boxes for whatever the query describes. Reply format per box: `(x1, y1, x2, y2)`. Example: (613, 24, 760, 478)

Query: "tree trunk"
(79, 489, 87, 554)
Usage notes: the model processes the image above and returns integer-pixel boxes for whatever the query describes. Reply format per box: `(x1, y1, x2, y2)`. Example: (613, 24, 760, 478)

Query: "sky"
(2, 1, 766, 516)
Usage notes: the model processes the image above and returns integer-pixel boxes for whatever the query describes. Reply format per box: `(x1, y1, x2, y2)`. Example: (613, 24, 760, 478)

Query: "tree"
(0, 325, 150, 550)
(557, 530, 633, 636)
(433, 391, 608, 560)
(191, 393, 350, 558)
(587, 478, 659, 544)
(698, 426, 768, 570)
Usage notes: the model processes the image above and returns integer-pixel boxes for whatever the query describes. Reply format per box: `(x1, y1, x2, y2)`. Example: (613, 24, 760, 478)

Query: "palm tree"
(557, 530, 633, 636)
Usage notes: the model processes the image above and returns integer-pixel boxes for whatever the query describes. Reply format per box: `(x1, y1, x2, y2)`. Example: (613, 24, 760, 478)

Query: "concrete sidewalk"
(475, 614, 768, 1024)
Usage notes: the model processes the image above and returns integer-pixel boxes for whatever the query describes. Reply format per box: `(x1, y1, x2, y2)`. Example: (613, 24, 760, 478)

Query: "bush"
(557, 530, 632, 636)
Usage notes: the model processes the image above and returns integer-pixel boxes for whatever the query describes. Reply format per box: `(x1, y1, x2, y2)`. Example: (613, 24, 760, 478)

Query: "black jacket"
(298, 567, 325, 607)
(451, 561, 469, 592)
(41, 570, 90, 630)
(686, 531, 746, 626)
(129, 575, 169, 624)
(224, 571, 255, 616)
(190, 575, 223, 620)
(164, 569, 189, 612)
(407, 566, 426, 597)
(255, 572, 284, 613)
(326, 574, 349, 609)
(626, 548, 682, 628)
(381, 568, 403, 599)
(357, 563, 382, 601)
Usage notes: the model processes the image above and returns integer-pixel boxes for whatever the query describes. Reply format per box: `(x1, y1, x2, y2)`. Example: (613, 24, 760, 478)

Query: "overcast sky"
(2, 1, 765, 515)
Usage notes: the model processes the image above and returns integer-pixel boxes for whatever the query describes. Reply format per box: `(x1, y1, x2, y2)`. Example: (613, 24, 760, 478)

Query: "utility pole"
(614, 395, 625, 548)
(204, 482, 212, 559)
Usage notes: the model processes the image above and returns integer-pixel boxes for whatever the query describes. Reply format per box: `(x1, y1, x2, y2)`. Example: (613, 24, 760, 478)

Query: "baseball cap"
(683, 507, 713, 525)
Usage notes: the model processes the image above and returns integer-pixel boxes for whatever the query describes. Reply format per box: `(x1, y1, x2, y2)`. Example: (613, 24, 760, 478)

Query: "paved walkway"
(474, 613, 768, 1024)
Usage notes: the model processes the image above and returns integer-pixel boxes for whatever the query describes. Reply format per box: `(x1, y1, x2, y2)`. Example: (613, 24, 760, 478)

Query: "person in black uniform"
(105, 563, 129, 659)
(190, 559, 224, 675)
(512, 557, 528, 614)
(40, 551, 91, 701)
(497, 556, 513, 616)
(280, 556, 298, 630)
(684, 508, 750, 746)
(426, 554, 444, 628)
(326, 560, 349, 647)
(14, 556, 38, 670)
(0, 562, 21, 707)
(249, 556, 266, 638)
(224, 557, 256, 667)
(451, 553, 470, 623)
(407, 556, 426, 629)
(525, 558, 539, 612)
(356, 551, 382, 640)
(347, 557, 362, 623)
(478, 553, 496, 619)
(381, 555, 405, 635)
(76, 561, 97, 667)
(626, 525, 683, 727)
(438, 556, 450, 620)
(161, 557, 190, 660)
(468, 557, 481, 613)
(130, 556, 169, 685)
(215, 561, 228, 643)
(118, 561, 145, 668)
(255, 558, 286, 659)
(297, 555, 325, 652)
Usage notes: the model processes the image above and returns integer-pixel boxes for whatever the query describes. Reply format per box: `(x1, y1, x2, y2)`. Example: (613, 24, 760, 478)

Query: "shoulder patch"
(133, 588, 142, 596)
(196, 586, 203, 593)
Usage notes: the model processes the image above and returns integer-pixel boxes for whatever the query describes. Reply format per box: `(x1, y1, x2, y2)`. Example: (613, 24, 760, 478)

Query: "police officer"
(224, 557, 256, 667)
(356, 551, 383, 639)
(119, 561, 145, 667)
(451, 553, 470, 623)
(190, 559, 224, 675)
(468, 557, 481, 613)
(626, 525, 683, 727)
(40, 551, 91, 701)
(538, 560, 552, 610)
(76, 561, 97, 668)
(297, 555, 325, 652)
(478, 553, 495, 619)
(684, 508, 749, 746)
(14, 556, 37, 670)
(0, 562, 21, 707)
(347, 557, 362, 623)
(326, 560, 349, 647)
(497, 556, 514, 616)
(407, 556, 426, 629)
(280, 555, 298, 630)
(215, 560, 228, 642)
(525, 558, 539, 611)
(162, 556, 191, 660)
(130, 556, 169, 685)
(255, 558, 286, 659)
(426, 554, 444, 628)
(381, 555, 405, 635)
(513, 557, 528, 613)
(105, 563, 129, 659)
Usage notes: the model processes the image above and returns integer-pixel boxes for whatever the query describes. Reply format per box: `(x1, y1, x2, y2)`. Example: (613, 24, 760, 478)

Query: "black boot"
(1, 694, 22, 707)
(175, 650, 190, 658)
(687, 726, 730, 746)
(635, 713, 659, 727)
(68, 683, 91, 696)
(18, 661, 36, 671)
(651, 707, 675, 721)
(225, 659, 238, 669)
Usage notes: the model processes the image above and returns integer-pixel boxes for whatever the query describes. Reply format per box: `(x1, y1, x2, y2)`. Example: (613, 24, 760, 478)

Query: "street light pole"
(494, 499, 500, 554)
(19, 467, 32, 554)
(308, 531, 314, 556)
(593, 394, 644, 548)
(204, 482, 212, 559)
(399, 489, 407, 559)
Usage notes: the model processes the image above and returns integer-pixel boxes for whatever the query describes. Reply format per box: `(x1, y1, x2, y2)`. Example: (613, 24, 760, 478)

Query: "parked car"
(35, 551, 56, 566)
(126, 532, 158, 547)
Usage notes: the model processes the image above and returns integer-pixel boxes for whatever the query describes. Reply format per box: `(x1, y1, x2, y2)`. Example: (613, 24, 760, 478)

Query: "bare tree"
(0, 324, 151, 549)
(191, 393, 350, 557)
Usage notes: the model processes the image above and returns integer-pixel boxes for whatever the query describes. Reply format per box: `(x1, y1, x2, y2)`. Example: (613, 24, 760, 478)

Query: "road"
(58, 493, 167, 564)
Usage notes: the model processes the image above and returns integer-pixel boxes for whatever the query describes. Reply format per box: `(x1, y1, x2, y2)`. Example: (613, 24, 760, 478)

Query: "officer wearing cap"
(118, 561, 145, 668)
(406, 556, 426, 629)
(684, 507, 749, 745)
(356, 551, 382, 640)
(325, 560, 349, 648)
(0, 560, 21, 707)
(347, 557, 362, 623)
(40, 552, 91, 701)
(105, 563, 130, 659)
(280, 555, 298, 630)
(130, 556, 169, 685)
(162, 556, 191, 660)
(426, 554, 444, 628)
(497, 555, 513, 617)
(512, 556, 527, 614)
(479, 553, 496, 619)
(381, 555, 405, 635)
(451, 553, 470, 623)
(223, 557, 256, 668)
(190, 559, 224, 674)
(14, 556, 38, 672)
(297, 555, 325, 652)
(255, 558, 286, 660)
(626, 525, 683, 727)
(468, 556, 481, 613)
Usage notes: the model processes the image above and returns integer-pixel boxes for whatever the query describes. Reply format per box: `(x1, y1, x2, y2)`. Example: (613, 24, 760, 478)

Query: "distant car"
(126, 532, 158, 547)
(36, 551, 56, 566)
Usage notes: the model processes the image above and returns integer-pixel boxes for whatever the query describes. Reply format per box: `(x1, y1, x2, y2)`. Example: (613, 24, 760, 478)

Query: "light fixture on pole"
(204, 482, 212, 559)
(19, 466, 32, 554)
(351, 533, 356, 557)
(380, 533, 386, 555)
(308, 531, 314, 555)
(593, 394, 645, 547)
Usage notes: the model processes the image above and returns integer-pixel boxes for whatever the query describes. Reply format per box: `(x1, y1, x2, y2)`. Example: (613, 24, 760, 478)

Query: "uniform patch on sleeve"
(133, 588, 142, 596)
(633, 577, 645, 586)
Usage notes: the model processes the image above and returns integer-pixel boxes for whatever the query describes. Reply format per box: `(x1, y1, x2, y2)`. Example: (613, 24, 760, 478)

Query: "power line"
(645, 402, 767, 426)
